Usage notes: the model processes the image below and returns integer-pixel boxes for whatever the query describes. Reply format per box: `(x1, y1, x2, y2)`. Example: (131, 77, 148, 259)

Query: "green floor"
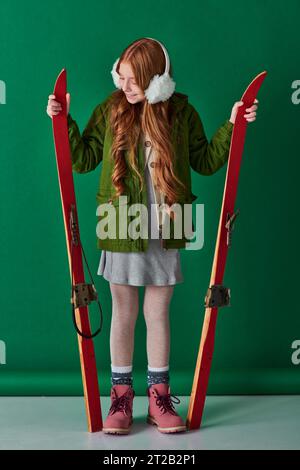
(0, 395, 299, 450)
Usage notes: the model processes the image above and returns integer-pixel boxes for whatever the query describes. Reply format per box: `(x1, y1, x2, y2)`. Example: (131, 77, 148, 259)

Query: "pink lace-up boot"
(103, 384, 135, 435)
(147, 383, 187, 433)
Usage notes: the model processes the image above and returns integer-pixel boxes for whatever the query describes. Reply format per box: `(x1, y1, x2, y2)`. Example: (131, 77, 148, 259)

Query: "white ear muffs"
(110, 38, 176, 104)
(111, 57, 122, 89)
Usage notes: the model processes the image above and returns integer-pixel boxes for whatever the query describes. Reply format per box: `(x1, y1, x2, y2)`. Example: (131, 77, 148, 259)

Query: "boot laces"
(155, 390, 180, 416)
(109, 388, 134, 417)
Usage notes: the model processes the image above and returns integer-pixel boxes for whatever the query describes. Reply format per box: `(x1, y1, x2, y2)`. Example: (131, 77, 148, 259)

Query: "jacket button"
(150, 162, 155, 168)
(145, 140, 151, 147)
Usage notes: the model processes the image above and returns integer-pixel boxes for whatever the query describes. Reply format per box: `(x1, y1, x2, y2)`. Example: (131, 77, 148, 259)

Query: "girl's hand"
(229, 98, 259, 124)
(46, 92, 71, 118)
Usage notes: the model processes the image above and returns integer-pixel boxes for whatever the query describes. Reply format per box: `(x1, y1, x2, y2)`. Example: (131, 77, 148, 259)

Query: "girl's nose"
(123, 80, 131, 92)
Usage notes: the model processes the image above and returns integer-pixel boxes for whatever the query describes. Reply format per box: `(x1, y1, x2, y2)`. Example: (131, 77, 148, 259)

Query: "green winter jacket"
(67, 92, 233, 252)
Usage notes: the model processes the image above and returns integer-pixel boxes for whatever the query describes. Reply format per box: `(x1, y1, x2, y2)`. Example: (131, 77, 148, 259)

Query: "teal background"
(1, 0, 299, 396)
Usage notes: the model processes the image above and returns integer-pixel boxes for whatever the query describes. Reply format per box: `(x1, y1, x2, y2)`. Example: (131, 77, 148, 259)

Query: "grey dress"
(97, 136, 184, 286)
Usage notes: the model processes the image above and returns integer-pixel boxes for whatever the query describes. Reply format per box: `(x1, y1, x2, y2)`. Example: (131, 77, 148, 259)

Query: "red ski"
(186, 71, 267, 430)
(52, 68, 103, 432)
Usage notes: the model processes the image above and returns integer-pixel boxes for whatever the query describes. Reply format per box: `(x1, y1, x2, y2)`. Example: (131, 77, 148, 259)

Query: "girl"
(47, 37, 258, 435)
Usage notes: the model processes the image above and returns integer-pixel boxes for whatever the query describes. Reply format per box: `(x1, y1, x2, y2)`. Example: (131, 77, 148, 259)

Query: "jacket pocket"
(177, 191, 198, 204)
(189, 192, 198, 203)
(96, 191, 131, 206)
(175, 192, 197, 236)
(96, 192, 130, 242)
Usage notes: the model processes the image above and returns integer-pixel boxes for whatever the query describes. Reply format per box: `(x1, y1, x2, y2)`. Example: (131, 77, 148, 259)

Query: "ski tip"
(252, 70, 268, 83)
(57, 68, 67, 79)
(258, 70, 268, 80)
(240, 70, 267, 103)
(53, 69, 67, 98)
(54, 68, 67, 84)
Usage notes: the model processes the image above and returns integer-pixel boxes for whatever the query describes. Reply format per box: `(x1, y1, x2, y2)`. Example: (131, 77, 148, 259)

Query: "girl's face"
(119, 62, 145, 104)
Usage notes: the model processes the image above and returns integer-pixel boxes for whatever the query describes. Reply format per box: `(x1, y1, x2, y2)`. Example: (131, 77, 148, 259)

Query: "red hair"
(107, 37, 186, 209)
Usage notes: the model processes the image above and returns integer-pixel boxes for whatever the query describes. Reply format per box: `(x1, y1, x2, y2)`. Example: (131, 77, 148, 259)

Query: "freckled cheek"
(135, 87, 144, 96)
